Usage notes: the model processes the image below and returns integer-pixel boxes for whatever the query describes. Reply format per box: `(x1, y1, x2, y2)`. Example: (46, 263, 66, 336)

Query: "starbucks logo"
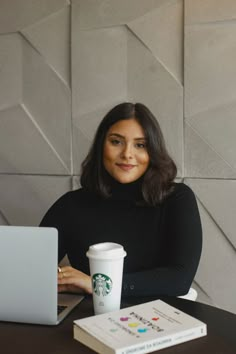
(92, 273, 113, 296)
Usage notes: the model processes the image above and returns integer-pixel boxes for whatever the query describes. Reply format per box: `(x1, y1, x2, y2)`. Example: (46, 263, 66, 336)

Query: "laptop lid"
(0, 225, 83, 325)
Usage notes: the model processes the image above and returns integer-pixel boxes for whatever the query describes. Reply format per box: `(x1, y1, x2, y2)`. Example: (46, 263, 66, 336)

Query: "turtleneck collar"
(110, 177, 144, 202)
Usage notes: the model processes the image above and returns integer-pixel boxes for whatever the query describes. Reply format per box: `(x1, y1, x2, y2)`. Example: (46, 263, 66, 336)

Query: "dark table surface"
(1, 296, 236, 354)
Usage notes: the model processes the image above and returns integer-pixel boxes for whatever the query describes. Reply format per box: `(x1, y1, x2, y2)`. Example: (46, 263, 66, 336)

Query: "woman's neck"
(110, 177, 143, 202)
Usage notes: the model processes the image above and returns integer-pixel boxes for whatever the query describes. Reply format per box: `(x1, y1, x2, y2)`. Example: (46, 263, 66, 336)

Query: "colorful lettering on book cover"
(108, 312, 163, 337)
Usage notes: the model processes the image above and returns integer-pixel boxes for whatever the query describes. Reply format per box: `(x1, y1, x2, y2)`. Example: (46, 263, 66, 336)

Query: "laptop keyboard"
(57, 305, 67, 315)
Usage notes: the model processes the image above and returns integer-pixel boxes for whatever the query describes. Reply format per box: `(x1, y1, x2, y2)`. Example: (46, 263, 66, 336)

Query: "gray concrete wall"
(0, 0, 235, 313)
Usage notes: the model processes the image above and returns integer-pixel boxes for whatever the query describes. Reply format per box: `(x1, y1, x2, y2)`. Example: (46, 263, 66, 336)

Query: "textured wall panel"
(185, 123, 236, 178)
(0, 175, 71, 226)
(22, 35, 71, 173)
(185, 0, 236, 24)
(0, 212, 8, 226)
(198, 201, 236, 314)
(72, 27, 127, 117)
(191, 281, 213, 307)
(0, 2, 71, 175)
(189, 190, 236, 314)
(0, 0, 69, 33)
(186, 179, 236, 249)
(186, 102, 236, 174)
(21, 6, 71, 86)
(73, 0, 167, 29)
(185, 0, 236, 313)
(0, 1, 72, 224)
(0, 105, 69, 174)
(0, 34, 22, 109)
(184, 0, 236, 312)
(185, 23, 236, 117)
(127, 0, 183, 83)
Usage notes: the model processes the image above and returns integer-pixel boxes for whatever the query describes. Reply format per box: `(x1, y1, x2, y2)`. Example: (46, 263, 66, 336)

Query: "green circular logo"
(92, 273, 113, 296)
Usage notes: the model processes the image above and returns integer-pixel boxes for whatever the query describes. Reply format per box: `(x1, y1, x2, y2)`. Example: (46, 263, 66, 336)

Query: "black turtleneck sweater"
(40, 181, 202, 297)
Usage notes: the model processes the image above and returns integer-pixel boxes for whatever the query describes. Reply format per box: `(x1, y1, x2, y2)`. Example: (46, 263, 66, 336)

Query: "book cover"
(74, 299, 207, 354)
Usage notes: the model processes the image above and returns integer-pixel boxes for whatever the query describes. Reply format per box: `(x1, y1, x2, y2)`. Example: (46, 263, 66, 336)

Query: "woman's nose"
(121, 143, 133, 159)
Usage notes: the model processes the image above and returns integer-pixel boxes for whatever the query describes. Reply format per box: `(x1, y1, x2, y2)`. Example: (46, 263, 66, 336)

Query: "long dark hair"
(80, 102, 177, 205)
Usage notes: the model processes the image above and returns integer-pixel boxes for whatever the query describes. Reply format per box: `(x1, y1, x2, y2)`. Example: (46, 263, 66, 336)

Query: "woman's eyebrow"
(108, 133, 146, 140)
(108, 133, 124, 138)
(134, 137, 147, 141)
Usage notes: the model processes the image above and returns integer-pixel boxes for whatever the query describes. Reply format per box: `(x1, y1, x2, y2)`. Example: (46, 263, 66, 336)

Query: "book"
(73, 299, 207, 354)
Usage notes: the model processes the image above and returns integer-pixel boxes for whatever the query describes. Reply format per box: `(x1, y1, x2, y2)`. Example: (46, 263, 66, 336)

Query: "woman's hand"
(58, 266, 92, 294)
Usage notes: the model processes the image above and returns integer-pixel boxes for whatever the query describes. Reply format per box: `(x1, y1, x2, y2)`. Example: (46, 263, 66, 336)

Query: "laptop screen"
(0, 226, 58, 325)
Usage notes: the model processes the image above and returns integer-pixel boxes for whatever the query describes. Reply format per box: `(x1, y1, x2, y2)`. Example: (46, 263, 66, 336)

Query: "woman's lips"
(116, 163, 136, 171)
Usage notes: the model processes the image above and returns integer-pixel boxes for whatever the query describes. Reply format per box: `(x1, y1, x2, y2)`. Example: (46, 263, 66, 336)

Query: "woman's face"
(103, 118, 150, 184)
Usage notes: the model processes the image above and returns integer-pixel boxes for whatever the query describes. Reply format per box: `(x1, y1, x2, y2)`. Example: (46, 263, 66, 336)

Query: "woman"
(40, 102, 202, 297)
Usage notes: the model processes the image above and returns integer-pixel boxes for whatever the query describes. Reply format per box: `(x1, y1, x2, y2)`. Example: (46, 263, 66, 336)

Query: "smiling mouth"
(116, 164, 136, 171)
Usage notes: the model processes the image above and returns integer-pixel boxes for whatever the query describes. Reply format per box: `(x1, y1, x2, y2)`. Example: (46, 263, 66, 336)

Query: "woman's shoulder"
(172, 182, 194, 193)
(54, 187, 95, 205)
(40, 188, 93, 226)
(165, 182, 196, 203)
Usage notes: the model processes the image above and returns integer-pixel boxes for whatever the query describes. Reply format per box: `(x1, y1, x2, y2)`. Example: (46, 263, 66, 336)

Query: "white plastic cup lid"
(86, 242, 127, 260)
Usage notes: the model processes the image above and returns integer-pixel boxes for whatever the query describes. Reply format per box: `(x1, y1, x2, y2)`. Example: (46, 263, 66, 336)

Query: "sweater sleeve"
(39, 193, 70, 262)
(122, 184, 202, 297)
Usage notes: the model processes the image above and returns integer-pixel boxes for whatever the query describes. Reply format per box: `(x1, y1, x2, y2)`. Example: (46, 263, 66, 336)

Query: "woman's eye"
(135, 142, 146, 149)
(110, 139, 122, 145)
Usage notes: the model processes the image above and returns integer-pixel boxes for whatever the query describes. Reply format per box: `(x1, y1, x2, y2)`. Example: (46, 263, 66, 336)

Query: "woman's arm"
(122, 184, 202, 297)
(40, 193, 92, 294)
(39, 193, 70, 262)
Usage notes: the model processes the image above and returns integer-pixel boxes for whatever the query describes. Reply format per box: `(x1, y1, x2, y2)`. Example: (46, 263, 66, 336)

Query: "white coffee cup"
(86, 242, 127, 315)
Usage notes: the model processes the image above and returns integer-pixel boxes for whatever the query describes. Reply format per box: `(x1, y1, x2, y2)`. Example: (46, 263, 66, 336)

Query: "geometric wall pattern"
(0, 0, 235, 313)
(72, 0, 183, 176)
(184, 0, 236, 314)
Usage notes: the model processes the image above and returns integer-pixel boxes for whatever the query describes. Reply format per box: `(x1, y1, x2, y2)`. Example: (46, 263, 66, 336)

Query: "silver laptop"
(0, 225, 84, 325)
